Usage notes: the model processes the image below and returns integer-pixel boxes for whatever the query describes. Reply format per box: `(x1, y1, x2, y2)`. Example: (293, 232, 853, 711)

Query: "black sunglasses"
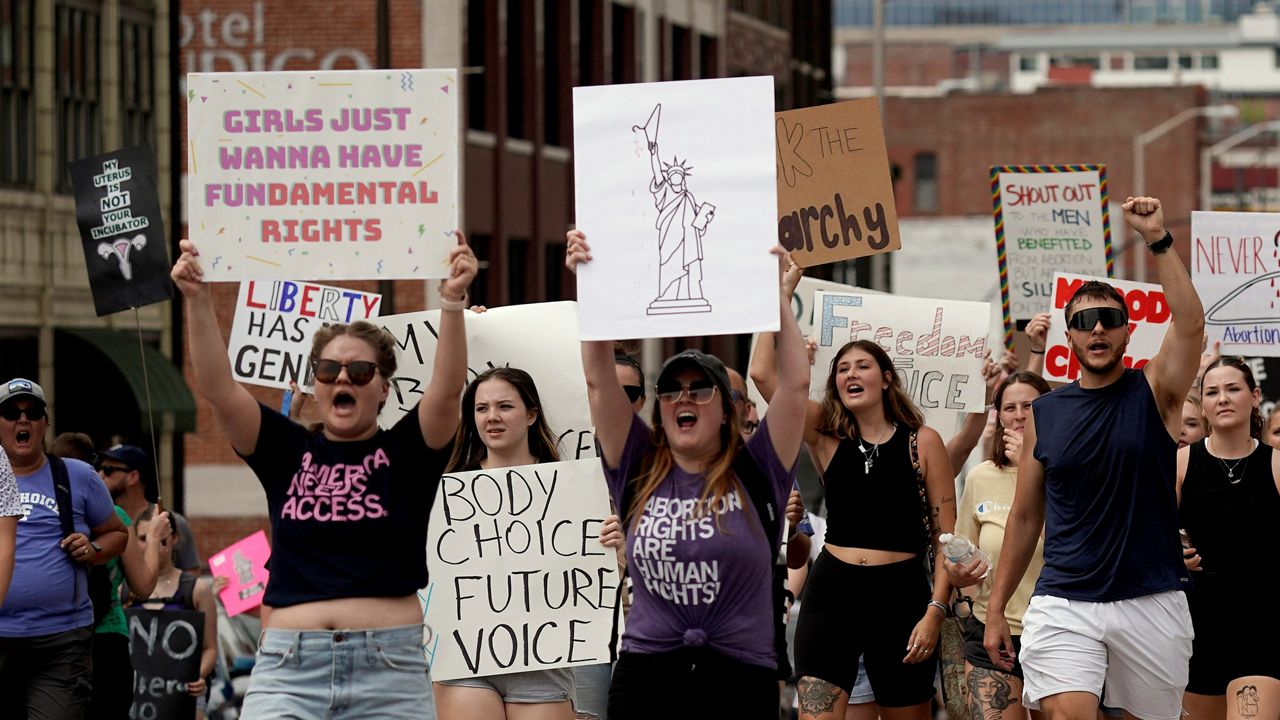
(311, 359, 379, 385)
(1067, 306, 1127, 332)
(622, 385, 645, 403)
(0, 405, 46, 422)
(98, 464, 131, 476)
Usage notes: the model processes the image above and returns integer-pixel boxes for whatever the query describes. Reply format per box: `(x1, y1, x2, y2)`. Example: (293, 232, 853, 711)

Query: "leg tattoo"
(967, 666, 1014, 720)
(797, 677, 842, 716)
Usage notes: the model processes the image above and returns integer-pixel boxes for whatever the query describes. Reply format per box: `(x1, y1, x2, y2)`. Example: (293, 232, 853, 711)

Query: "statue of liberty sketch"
(634, 103, 716, 315)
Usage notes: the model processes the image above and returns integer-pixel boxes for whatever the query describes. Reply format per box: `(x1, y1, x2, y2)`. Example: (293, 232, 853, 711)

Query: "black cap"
(655, 349, 732, 399)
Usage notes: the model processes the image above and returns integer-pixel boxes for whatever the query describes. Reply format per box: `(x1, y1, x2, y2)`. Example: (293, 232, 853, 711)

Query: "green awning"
(59, 328, 196, 433)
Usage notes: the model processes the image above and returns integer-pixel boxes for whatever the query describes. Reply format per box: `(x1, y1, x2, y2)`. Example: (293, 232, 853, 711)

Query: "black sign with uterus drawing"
(69, 144, 174, 316)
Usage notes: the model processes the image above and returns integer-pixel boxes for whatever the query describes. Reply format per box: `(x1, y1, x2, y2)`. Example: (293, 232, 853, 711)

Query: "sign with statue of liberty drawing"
(572, 77, 780, 340)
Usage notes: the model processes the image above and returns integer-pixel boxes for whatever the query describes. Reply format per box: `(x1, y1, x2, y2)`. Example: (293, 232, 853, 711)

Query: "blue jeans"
(573, 662, 613, 719)
(241, 625, 433, 719)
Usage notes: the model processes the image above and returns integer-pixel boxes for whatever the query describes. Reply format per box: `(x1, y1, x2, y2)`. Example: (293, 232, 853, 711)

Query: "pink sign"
(209, 531, 270, 617)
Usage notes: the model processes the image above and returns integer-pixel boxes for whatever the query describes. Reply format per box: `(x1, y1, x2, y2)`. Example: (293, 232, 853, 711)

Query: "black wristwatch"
(1146, 230, 1173, 255)
(90, 541, 103, 555)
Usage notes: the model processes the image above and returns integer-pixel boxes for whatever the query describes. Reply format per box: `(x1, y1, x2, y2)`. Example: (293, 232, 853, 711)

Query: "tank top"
(1179, 439, 1278, 576)
(1032, 369, 1189, 601)
(822, 426, 927, 554)
(145, 572, 198, 612)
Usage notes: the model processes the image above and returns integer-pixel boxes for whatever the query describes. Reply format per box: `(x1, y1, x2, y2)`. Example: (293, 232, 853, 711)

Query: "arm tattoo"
(797, 677, 842, 716)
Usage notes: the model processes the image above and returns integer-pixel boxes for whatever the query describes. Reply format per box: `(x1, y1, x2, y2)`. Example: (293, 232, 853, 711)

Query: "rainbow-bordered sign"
(990, 164, 1113, 350)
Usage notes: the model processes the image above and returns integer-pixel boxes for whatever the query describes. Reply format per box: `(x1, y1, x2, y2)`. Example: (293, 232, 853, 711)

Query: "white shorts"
(1020, 591, 1193, 720)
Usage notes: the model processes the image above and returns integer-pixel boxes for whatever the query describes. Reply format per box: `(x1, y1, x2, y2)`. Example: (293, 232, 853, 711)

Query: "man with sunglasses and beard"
(96, 444, 201, 572)
(984, 197, 1203, 720)
(0, 378, 128, 719)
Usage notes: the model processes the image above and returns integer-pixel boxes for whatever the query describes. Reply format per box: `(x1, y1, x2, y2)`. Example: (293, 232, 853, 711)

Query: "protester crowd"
(0, 194, 1276, 720)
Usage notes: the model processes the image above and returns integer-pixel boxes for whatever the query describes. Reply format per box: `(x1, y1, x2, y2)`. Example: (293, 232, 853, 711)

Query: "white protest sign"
(992, 166, 1111, 334)
(376, 302, 596, 459)
(228, 280, 381, 390)
(1043, 273, 1170, 383)
(423, 459, 618, 681)
(1191, 211, 1280, 356)
(187, 69, 458, 280)
(572, 76, 780, 340)
(811, 291, 989, 413)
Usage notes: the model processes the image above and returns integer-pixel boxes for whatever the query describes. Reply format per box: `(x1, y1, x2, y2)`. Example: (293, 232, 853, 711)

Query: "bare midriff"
(825, 544, 917, 567)
(264, 595, 421, 630)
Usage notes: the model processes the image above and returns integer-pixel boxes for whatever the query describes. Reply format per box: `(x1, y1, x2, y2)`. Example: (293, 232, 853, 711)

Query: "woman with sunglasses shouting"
(170, 234, 477, 719)
(750, 265, 957, 720)
(1176, 357, 1280, 720)
(566, 231, 809, 719)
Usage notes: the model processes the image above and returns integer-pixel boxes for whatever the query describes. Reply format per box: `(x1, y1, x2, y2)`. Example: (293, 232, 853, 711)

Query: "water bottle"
(939, 533, 990, 579)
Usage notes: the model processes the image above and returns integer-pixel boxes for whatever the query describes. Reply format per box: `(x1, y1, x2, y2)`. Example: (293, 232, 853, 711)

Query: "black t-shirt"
(240, 403, 450, 608)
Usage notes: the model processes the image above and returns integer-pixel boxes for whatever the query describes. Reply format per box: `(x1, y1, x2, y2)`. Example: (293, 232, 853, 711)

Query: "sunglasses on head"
(0, 405, 46, 422)
(311, 359, 380, 385)
(656, 382, 718, 405)
(1067, 306, 1128, 332)
(622, 385, 645, 403)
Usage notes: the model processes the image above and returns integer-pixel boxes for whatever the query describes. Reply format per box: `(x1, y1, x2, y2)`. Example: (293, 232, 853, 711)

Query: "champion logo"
(975, 501, 1011, 515)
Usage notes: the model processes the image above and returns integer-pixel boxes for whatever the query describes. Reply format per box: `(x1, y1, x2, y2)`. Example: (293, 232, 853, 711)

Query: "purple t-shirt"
(605, 415, 795, 670)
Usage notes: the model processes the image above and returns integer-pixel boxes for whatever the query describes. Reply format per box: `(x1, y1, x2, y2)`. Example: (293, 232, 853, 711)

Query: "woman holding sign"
(433, 365, 580, 720)
(566, 230, 809, 719)
(170, 234, 477, 719)
(751, 266, 956, 720)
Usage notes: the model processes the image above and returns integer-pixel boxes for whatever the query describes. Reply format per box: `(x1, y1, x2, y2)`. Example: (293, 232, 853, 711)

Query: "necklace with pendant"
(1210, 437, 1251, 484)
(857, 424, 895, 474)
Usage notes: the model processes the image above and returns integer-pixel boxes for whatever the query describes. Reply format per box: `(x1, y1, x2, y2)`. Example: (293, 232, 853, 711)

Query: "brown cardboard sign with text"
(776, 98, 901, 267)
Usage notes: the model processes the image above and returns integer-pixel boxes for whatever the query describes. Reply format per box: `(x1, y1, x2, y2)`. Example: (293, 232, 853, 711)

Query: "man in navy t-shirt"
(0, 378, 128, 719)
(983, 197, 1202, 720)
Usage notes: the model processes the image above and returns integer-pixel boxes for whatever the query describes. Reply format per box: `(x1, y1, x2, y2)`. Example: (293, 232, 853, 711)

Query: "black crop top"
(822, 427, 927, 554)
(1179, 439, 1278, 576)
(240, 403, 450, 608)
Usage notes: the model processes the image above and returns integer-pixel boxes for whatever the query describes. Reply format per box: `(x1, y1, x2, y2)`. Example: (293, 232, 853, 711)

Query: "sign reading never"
(775, 98, 901, 267)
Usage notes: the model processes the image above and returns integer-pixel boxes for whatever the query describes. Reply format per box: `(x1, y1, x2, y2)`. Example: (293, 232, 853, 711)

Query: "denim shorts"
(437, 667, 575, 704)
(240, 624, 433, 720)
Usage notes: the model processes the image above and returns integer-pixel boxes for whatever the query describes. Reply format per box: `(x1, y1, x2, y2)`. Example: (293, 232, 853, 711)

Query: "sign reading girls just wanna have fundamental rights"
(187, 69, 458, 281)
(991, 164, 1112, 348)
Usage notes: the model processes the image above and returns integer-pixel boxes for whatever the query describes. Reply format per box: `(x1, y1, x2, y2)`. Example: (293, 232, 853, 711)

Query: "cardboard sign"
(208, 530, 270, 617)
(376, 302, 595, 459)
(423, 459, 618, 681)
(572, 77, 780, 340)
(228, 280, 382, 390)
(1043, 274, 1171, 383)
(126, 608, 204, 720)
(775, 98, 900, 267)
(68, 145, 174, 316)
(991, 165, 1112, 347)
(1191, 211, 1280, 356)
(811, 291, 989, 413)
(187, 69, 458, 280)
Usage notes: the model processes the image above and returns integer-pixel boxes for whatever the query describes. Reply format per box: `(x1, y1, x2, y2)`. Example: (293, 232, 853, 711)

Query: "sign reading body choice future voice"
(187, 69, 459, 281)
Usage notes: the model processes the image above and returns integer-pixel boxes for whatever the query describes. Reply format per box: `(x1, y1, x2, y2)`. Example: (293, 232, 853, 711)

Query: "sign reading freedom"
(187, 69, 458, 281)
(424, 459, 617, 681)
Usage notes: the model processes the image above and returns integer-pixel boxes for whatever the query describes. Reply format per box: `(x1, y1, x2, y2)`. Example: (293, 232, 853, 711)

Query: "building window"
(1017, 54, 1037, 71)
(544, 243, 564, 300)
(1133, 54, 1170, 70)
(1178, 53, 1193, 69)
(1201, 53, 1219, 70)
(56, 1, 101, 193)
(1050, 55, 1100, 69)
(671, 24, 692, 80)
(467, 0, 494, 132)
(505, 0, 529, 139)
(914, 152, 938, 213)
(468, 234, 491, 308)
(544, 0, 567, 145)
(119, 9, 154, 149)
(610, 2, 635, 84)
(508, 238, 529, 304)
(578, 0, 601, 86)
(698, 34, 718, 79)
(0, 0, 35, 187)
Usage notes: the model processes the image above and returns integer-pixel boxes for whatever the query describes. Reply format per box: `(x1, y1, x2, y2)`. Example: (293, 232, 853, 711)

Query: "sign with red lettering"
(423, 459, 617, 681)
(1191, 211, 1280, 357)
(227, 280, 382, 390)
(187, 69, 458, 280)
(991, 165, 1112, 349)
(812, 290, 990, 413)
(775, 99, 901, 267)
(1044, 273, 1170, 383)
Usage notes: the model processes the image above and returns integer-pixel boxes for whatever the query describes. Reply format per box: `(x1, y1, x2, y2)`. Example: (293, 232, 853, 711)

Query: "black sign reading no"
(126, 608, 204, 720)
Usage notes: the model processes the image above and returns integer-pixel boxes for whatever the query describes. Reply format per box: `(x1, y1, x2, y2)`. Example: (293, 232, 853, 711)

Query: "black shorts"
(793, 549, 937, 708)
(1186, 572, 1280, 695)
(608, 648, 778, 720)
(961, 614, 1024, 680)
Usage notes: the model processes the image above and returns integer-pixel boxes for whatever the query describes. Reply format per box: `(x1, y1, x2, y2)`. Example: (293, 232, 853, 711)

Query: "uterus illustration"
(97, 233, 147, 280)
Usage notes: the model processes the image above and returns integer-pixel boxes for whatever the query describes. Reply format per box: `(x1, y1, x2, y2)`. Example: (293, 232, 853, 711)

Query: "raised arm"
(172, 239, 261, 455)
(418, 231, 478, 449)
(567, 230, 634, 468)
(946, 352, 1004, 473)
(1024, 312, 1050, 378)
(762, 251, 809, 463)
(118, 512, 170, 598)
(1126, 197, 1205, 428)
(984, 411, 1047, 671)
(749, 265, 823, 447)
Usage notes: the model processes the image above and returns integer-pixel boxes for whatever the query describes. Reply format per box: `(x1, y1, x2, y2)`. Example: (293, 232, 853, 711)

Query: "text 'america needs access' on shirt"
(0, 456, 115, 636)
(605, 415, 796, 671)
